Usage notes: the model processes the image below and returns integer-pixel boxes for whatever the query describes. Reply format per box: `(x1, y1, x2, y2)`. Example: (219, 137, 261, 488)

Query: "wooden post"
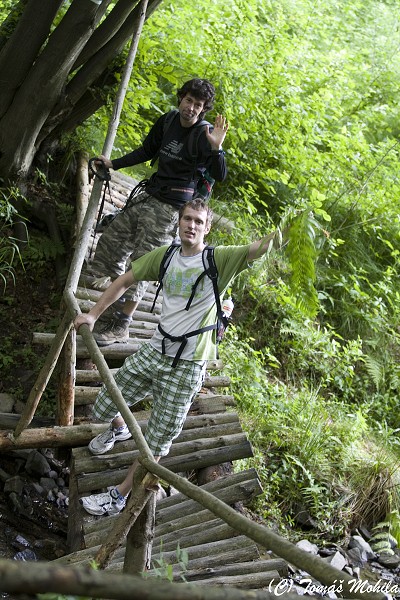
(94, 465, 157, 570)
(124, 493, 156, 574)
(75, 151, 90, 238)
(13, 310, 72, 437)
(56, 326, 76, 426)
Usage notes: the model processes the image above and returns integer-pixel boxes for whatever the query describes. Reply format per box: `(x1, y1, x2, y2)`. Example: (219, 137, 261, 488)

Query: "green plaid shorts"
(93, 343, 206, 456)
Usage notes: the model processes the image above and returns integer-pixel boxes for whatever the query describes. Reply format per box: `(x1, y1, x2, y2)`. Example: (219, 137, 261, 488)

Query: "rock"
(11, 534, 30, 549)
(4, 476, 25, 495)
(13, 549, 38, 561)
(348, 535, 376, 560)
(0, 467, 11, 483)
(377, 554, 400, 569)
(323, 550, 348, 571)
(296, 539, 319, 554)
(25, 450, 51, 477)
(358, 524, 372, 540)
(293, 505, 318, 528)
(40, 477, 58, 491)
(31, 482, 45, 495)
(346, 546, 368, 567)
(0, 393, 15, 413)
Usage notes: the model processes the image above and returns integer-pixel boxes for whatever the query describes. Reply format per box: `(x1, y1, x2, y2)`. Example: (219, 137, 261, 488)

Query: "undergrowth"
(220, 327, 400, 545)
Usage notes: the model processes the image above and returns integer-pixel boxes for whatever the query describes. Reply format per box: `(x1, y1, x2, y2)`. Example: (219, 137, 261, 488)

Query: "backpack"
(151, 109, 215, 202)
(151, 243, 232, 367)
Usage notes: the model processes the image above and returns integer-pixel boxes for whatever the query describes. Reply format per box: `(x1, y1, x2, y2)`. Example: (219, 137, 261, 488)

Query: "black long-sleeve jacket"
(111, 111, 227, 208)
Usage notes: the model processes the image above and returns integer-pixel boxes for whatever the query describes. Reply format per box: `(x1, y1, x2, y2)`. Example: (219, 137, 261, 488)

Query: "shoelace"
(97, 428, 115, 443)
(98, 314, 129, 334)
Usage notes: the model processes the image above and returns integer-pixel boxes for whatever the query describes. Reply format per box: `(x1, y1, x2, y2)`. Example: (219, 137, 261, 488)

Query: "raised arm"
(248, 229, 286, 262)
(74, 270, 135, 331)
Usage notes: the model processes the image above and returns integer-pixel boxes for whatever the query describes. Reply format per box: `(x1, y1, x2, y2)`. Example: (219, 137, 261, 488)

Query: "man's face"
(179, 207, 210, 247)
(179, 93, 205, 127)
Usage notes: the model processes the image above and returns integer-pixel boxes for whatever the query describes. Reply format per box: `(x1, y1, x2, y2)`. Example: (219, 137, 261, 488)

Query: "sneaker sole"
(94, 337, 129, 347)
(114, 431, 132, 442)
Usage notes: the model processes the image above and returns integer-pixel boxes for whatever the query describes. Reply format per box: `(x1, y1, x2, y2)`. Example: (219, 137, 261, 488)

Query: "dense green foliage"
(2, 0, 400, 543)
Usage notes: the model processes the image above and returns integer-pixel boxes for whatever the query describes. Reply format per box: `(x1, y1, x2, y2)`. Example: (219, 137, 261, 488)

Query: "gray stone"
(323, 550, 348, 571)
(0, 392, 15, 413)
(32, 482, 45, 495)
(25, 450, 51, 477)
(0, 467, 11, 483)
(39, 477, 57, 491)
(348, 535, 376, 560)
(346, 546, 368, 567)
(377, 554, 400, 569)
(4, 475, 25, 494)
(296, 539, 319, 554)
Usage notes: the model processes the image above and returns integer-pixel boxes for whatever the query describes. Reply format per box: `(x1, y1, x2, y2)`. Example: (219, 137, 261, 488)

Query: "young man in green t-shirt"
(74, 198, 282, 516)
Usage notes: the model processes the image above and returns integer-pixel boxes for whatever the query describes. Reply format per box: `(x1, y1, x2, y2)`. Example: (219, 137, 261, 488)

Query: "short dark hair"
(179, 199, 213, 228)
(177, 79, 215, 117)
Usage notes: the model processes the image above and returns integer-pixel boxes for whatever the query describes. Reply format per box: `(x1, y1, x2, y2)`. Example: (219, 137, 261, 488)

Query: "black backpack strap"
(150, 243, 180, 313)
(187, 121, 209, 182)
(187, 120, 210, 159)
(204, 246, 222, 318)
(88, 157, 112, 258)
(158, 323, 217, 368)
(185, 246, 220, 313)
(150, 109, 179, 167)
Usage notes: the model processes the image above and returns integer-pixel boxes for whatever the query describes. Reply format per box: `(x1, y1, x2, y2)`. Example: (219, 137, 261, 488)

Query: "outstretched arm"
(74, 270, 135, 331)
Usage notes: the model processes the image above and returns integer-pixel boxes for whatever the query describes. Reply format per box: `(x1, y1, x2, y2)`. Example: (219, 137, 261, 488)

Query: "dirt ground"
(0, 261, 63, 404)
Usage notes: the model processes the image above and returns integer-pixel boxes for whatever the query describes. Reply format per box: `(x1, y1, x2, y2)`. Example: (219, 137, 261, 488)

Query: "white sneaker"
(80, 488, 126, 516)
(88, 424, 132, 455)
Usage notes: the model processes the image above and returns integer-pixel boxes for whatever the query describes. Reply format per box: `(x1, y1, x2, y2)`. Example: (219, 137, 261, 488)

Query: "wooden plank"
(71, 412, 240, 461)
(66, 456, 85, 553)
(56, 534, 258, 569)
(74, 433, 248, 476)
(183, 558, 289, 580)
(184, 570, 281, 589)
(75, 370, 230, 388)
(73, 386, 233, 407)
(75, 440, 253, 494)
(110, 544, 261, 574)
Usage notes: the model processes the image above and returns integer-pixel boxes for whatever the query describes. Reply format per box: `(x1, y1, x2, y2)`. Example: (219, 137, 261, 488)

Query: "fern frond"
(364, 353, 384, 390)
(285, 211, 319, 318)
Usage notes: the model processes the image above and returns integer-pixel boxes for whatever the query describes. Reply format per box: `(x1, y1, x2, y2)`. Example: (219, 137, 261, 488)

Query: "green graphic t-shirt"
(131, 244, 251, 361)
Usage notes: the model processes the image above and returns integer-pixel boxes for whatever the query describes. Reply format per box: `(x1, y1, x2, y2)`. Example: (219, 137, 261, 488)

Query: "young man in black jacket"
(85, 78, 228, 346)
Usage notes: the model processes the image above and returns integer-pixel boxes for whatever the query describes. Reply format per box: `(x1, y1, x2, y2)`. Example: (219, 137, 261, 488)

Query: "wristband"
(211, 149, 225, 155)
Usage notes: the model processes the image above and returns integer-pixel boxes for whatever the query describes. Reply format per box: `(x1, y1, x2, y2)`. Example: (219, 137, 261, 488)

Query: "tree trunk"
(0, 0, 64, 118)
(0, 0, 107, 177)
(0, 0, 166, 180)
(40, 0, 161, 142)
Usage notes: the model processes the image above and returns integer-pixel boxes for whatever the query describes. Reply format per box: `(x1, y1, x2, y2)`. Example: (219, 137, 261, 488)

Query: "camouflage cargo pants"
(89, 191, 178, 303)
